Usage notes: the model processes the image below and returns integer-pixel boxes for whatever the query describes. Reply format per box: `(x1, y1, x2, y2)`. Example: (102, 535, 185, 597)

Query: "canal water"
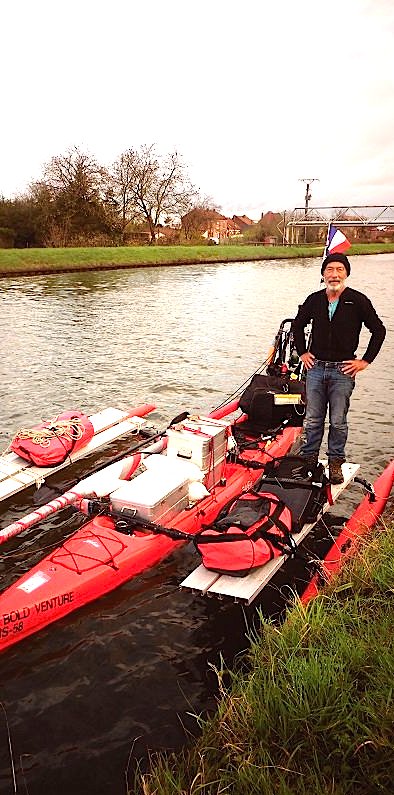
(0, 255, 392, 794)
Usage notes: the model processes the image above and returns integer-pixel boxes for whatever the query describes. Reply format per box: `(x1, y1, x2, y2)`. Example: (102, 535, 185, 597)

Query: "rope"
(10, 416, 85, 448)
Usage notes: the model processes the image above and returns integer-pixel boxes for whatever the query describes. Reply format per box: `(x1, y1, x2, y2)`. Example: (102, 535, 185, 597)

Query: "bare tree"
(111, 145, 198, 243)
(33, 146, 114, 245)
(43, 146, 108, 199)
(110, 152, 137, 231)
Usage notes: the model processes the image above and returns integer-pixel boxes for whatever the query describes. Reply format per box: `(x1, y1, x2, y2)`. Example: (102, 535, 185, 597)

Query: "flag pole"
(299, 221, 332, 374)
(321, 221, 332, 282)
(324, 221, 332, 257)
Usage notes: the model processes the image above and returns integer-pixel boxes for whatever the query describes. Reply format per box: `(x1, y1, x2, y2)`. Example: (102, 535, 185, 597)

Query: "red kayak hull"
(301, 459, 394, 603)
(0, 425, 301, 651)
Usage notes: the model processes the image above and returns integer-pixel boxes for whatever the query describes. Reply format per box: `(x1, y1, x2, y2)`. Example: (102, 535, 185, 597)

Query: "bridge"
(285, 205, 394, 244)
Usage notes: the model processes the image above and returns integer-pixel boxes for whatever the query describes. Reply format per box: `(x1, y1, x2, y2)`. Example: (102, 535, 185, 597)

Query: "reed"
(132, 514, 394, 795)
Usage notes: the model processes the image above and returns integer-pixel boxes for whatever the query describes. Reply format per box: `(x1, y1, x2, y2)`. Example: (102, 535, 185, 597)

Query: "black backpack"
(239, 374, 306, 434)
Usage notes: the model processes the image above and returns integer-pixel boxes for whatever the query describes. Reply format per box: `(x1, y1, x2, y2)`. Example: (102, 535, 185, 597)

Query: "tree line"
(0, 145, 204, 248)
(2, 147, 391, 249)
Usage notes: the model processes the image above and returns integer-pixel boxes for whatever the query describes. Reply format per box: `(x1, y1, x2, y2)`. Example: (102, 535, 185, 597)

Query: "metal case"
(166, 416, 228, 487)
(110, 468, 189, 524)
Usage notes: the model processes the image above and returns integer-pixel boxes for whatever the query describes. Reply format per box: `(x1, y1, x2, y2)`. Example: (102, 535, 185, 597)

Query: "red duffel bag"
(10, 410, 95, 466)
(194, 490, 296, 577)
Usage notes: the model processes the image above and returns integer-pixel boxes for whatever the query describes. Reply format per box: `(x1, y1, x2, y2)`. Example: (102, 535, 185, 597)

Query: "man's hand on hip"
(341, 359, 369, 377)
(300, 352, 316, 370)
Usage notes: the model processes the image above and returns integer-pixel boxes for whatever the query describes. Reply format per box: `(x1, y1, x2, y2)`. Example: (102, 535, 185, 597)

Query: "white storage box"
(110, 467, 189, 524)
(143, 454, 204, 482)
(143, 455, 210, 503)
(166, 416, 228, 487)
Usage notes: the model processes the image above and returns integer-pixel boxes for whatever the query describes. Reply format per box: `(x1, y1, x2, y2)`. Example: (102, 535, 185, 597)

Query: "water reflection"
(0, 255, 392, 794)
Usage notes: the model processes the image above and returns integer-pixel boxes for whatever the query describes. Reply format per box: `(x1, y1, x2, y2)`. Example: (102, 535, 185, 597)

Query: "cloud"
(1, 0, 394, 213)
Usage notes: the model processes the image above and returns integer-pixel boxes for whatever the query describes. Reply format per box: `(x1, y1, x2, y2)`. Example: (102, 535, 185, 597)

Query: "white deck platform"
(0, 408, 153, 502)
(180, 462, 360, 604)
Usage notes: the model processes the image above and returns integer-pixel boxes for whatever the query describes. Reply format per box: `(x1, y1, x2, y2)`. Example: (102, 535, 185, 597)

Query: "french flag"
(326, 224, 351, 255)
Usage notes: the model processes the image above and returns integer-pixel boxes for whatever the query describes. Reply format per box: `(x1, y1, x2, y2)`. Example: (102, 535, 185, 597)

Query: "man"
(292, 252, 386, 484)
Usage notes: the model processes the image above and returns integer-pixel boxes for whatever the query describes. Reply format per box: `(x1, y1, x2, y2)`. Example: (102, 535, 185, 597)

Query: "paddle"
(0, 436, 171, 545)
(0, 455, 138, 545)
(72, 411, 190, 477)
(60, 399, 240, 487)
(29, 410, 189, 508)
(37, 401, 237, 492)
(0, 412, 190, 545)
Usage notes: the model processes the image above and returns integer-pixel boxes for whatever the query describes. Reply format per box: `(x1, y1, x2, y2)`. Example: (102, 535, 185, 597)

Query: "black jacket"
(292, 286, 386, 363)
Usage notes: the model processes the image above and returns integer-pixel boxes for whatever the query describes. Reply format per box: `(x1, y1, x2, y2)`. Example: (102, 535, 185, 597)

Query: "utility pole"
(299, 178, 319, 242)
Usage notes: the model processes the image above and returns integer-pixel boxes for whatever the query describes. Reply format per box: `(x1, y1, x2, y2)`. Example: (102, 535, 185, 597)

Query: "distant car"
(208, 237, 219, 245)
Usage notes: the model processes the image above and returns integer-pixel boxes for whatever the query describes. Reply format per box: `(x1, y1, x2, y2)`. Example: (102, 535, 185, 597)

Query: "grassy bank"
(134, 512, 394, 795)
(1, 242, 394, 277)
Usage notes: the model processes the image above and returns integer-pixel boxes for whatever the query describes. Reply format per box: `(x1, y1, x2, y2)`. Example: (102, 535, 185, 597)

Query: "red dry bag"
(195, 490, 295, 577)
(10, 410, 95, 466)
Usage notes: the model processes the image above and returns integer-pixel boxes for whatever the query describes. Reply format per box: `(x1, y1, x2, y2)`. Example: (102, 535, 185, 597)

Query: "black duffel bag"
(239, 374, 306, 434)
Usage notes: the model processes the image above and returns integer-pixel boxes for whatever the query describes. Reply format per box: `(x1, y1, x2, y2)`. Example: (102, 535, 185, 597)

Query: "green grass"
(1, 242, 394, 276)
(133, 511, 394, 795)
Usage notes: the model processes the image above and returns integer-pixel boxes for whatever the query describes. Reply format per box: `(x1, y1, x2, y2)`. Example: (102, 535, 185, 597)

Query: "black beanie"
(321, 252, 351, 276)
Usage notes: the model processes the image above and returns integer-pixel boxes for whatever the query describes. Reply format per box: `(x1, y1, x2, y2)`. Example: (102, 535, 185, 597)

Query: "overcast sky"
(2, 0, 394, 218)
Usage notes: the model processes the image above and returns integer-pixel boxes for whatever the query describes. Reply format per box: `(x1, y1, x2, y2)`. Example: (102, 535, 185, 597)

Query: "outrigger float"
(0, 328, 392, 653)
(0, 404, 156, 502)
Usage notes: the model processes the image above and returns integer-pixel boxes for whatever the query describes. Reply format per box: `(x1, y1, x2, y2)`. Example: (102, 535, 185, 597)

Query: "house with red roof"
(181, 208, 241, 242)
(232, 214, 257, 232)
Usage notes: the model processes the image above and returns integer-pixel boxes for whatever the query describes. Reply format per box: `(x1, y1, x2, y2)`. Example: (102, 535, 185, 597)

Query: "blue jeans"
(301, 361, 355, 461)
